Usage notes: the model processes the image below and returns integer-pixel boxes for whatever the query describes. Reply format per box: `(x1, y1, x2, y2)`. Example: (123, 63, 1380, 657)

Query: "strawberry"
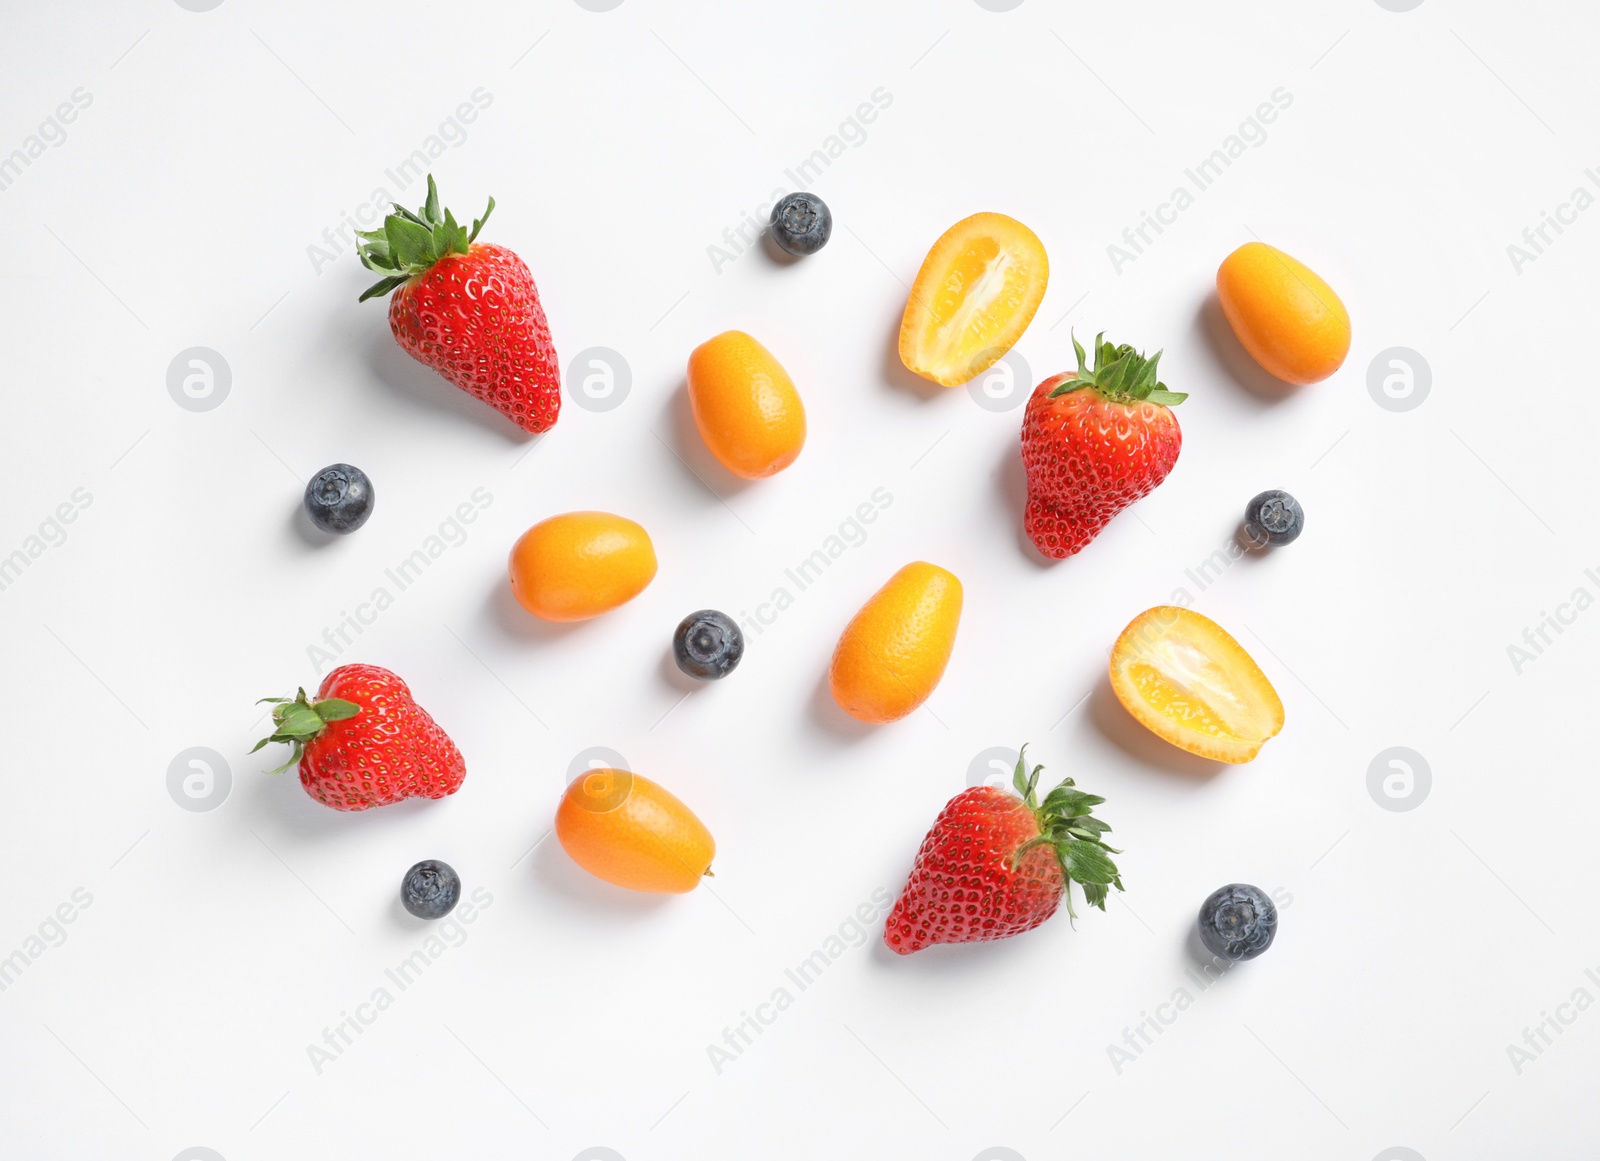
(356, 175, 561, 434)
(884, 747, 1121, 955)
(1020, 333, 1186, 559)
(253, 664, 465, 811)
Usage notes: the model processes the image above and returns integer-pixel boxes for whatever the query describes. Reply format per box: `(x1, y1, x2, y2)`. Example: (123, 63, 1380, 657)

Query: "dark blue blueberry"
(1243, 489, 1303, 548)
(769, 192, 832, 256)
(673, 610, 744, 680)
(304, 463, 374, 534)
(1198, 883, 1277, 961)
(401, 860, 460, 920)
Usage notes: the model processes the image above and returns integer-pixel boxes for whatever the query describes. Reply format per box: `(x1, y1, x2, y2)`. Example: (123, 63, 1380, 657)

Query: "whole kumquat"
(687, 330, 806, 479)
(555, 768, 715, 894)
(829, 562, 963, 724)
(1216, 242, 1350, 385)
(508, 511, 656, 622)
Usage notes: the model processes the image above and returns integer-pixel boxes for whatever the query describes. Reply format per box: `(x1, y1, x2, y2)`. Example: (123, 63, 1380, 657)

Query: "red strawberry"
(1020, 334, 1186, 559)
(884, 747, 1122, 955)
(357, 176, 561, 434)
(253, 664, 465, 811)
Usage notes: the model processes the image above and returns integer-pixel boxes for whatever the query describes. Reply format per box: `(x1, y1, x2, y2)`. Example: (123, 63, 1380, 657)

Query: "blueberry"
(304, 463, 374, 534)
(401, 860, 460, 920)
(1243, 489, 1303, 548)
(769, 192, 832, 256)
(673, 610, 744, 680)
(1197, 883, 1277, 961)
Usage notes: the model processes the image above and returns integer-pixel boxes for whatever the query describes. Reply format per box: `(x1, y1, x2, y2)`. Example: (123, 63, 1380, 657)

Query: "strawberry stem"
(251, 688, 360, 774)
(1010, 744, 1125, 921)
(1050, 332, 1187, 407)
(355, 174, 494, 302)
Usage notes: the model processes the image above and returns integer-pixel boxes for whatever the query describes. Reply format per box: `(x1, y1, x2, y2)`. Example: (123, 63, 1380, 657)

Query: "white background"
(2, 1, 1597, 1158)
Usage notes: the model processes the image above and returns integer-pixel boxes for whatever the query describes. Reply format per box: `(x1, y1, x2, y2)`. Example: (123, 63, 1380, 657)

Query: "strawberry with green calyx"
(883, 746, 1123, 955)
(253, 663, 466, 812)
(354, 175, 496, 302)
(253, 689, 361, 774)
(1020, 332, 1186, 559)
(356, 174, 562, 434)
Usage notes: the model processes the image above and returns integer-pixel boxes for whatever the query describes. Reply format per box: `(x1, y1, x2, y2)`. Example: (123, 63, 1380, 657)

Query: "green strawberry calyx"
(1007, 744, 1125, 921)
(355, 174, 495, 303)
(251, 688, 361, 774)
(1050, 332, 1187, 407)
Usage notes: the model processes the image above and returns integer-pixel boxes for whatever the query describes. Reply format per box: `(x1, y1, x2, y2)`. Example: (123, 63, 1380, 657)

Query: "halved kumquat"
(899, 213, 1048, 387)
(1109, 606, 1284, 763)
